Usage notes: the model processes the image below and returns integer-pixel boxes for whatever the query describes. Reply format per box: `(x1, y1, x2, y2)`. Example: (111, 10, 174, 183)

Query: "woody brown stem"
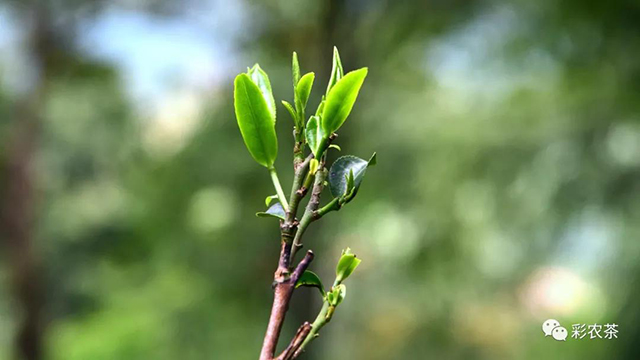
(259, 241, 314, 360)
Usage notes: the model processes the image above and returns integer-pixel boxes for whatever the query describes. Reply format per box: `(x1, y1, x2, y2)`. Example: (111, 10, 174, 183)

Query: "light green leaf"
(315, 96, 325, 117)
(327, 284, 346, 306)
(295, 270, 325, 297)
(335, 248, 361, 284)
(248, 64, 276, 119)
(295, 72, 315, 112)
(234, 73, 278, 168)
(321, 68, 368, 135)
(328, 154, 375, 197)
(309, 158, 319, 176)
(292, 51, 301, 87)
(256, 203, 285, 220)
(328, 144, 342, 152)
(326, 47, 344, 95)
(346, 169, 355, 194)
(265, 195, 278, 207)
(281, 100, 297, 124)
(305, 116, 324, 156)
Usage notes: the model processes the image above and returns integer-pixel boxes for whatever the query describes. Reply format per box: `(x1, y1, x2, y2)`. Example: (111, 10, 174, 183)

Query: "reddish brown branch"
(275, 322, 312, 360)
(259, 238, 314, 360)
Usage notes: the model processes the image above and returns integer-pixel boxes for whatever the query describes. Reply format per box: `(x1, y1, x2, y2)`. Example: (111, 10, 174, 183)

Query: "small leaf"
(309, 158, 319, 176)
(336, 284, 346, 305)
(315, 96, 325, 117)
(248, 64, 276, 119)
(295, 72, 315, 112)
(281, 100, 297, 124)
(328, 155, 374, 197)
(265, 195, 278, 207)
(326, 47, 344, 95)
(295, 270, 325, 297)
(305, 116, 324, 156)
(345, 169, 355, 194)
(292, 51, 301, 87)
(327, 284, 346, 306)
(328, 144, 342, 152)
(256, 203, 285, 220)
(368, 152, 377, 167)
(234, 73, 278, 168)
(335, 248, 361, 284)
(321, 68, 368, 135)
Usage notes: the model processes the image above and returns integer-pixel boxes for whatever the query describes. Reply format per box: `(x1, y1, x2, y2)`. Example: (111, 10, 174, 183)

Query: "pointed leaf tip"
(247, 64, 276, 119)
(335, 249, 361, 284)
(328, 155, 372, 198)
(234, 73, 278, 168)
(321, 68, 368, 135)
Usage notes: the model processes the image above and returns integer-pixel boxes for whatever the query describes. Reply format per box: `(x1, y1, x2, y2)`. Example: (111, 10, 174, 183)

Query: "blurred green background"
(1, 0, 639, 359)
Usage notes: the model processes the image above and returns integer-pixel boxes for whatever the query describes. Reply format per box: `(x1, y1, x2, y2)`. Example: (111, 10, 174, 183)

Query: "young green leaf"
(248, 64, 276, 119)
(309, 158, 319, 176)
(305, 116, 324, 156)
(295, 72, 315, 112)
(328, 144, 342, 152)
(295, 270, 326, 297)
(326, 46, 344, 95)
(256, 202, 285, 220)
(335, 248, 361, 284)
(321, 68, 368, 135)
(281, 100, 297, 124)
(327, 284, 346, 306)
(292, 51, 301, 87)
(328, 154, 376, 197)
(346, 169, 355, 194)
(315, 96, 325, 117)
(234, 73, 278, 168)
(265, 194, 278, 207)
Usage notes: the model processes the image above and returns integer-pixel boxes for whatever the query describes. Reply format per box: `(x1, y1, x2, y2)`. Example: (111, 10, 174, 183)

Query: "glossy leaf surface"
(335, 248, 361, 284)
(328, 153, 376, 197)
(321, 68, 368, 135)
(295, 270, 325, 297)
(234, 73, 278, 167)
(248, 64, 276, 119)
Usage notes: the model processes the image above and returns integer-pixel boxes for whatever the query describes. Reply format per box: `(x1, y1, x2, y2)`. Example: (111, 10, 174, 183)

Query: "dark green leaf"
(321, 68, 368, 135)
(234, 73, 278, 168)
(326, 47, 344, 95)
(295, 270, 325, 297)
(292, 51, 301, 87)
(335, 248, 361, 284)
(328, 154, 374, 197)
(295, 72, 315, 113)
(248, 64, 276, 119)
(256, 203, 285, 220)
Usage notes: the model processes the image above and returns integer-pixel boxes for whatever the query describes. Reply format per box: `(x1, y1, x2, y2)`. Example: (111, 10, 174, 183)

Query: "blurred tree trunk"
(0, 5, 52, 360)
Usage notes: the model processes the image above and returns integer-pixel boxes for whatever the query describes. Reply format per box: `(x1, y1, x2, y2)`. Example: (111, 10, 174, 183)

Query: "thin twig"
(292, 301, 334, 359)
(289, 166, 327, 263)
(275, 322, 312, 360)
